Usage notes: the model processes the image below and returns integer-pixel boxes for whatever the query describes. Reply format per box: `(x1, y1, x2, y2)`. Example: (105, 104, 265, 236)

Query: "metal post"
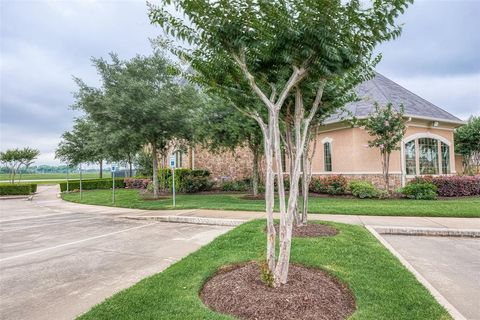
(172, 168, 176, 207)
(66, 165, 69, 193)
(79, 164, 83, 201)
(112, 170, 115, 204)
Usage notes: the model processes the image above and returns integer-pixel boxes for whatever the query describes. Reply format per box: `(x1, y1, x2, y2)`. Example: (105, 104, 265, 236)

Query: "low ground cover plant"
(0, 183, 37, 195)
(310, 175, 348, 195)
(124, 178, 150, 189)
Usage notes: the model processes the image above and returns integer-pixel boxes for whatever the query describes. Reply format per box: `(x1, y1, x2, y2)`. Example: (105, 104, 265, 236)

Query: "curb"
(0, 195, 31, 200)
(366, 226, 467, 320)
(121, 215, 246, 227)
(373, 226, 479, 238)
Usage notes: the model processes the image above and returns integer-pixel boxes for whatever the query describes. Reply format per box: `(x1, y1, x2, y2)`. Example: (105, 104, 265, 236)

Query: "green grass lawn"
(62, 189, 480, 217)
(78, 220, 450, 320)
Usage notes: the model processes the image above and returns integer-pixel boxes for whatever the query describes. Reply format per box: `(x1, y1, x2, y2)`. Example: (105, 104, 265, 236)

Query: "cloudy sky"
(1, 0, 479, 165)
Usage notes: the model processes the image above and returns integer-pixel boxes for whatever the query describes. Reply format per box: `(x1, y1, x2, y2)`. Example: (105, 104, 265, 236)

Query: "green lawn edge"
(77, 220, 451, 320)
(62, 189, 480, 217)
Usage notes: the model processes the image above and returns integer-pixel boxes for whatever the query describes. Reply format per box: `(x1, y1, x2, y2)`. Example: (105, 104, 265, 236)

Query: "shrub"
(182, 175, 214, 193)
(29, 184, 37, 193)
(431, 175, 480, 197)
(221, 180, 249, 192)
(401, 181, 437, 200)
(190, 169, 211, 177)
(59, 178, 125, 192)
(310, 175, 348, 195)
(0, 184, 33, 195)
(124, 178, 150, 189)
(350, 181, 380, 199)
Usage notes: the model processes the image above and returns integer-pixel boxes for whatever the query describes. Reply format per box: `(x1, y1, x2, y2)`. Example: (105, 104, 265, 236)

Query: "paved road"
(0, 187, 231, 320)
(384, 235, 480, 320)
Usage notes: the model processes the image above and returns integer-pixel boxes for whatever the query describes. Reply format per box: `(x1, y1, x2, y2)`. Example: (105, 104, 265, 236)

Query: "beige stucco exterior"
(164, 118, 461, 188)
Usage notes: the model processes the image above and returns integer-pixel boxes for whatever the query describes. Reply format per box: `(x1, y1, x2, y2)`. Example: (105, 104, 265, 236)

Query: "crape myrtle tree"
(150, 0, 412, 286)
(361, 103, 406, 190)
(455, 116, 480, 174)
(0, 148, 40, 183)
(195, 95, 264, 197)
(78, 50, 201, 199)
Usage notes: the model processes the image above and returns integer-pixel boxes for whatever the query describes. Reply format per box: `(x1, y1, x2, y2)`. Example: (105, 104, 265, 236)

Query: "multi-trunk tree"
(360, 103, 406, 190)
(150, 0, 411, 286)
(0, 148, 40, 183)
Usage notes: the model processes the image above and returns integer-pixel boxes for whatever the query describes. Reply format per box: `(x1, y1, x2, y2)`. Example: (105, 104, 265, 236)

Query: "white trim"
(321, 137, 333, 144)
(407, 124, 454, 131)
(324, 114, 464, 126)
(317, 126, 350, 134)
(404, 132, 451, 146)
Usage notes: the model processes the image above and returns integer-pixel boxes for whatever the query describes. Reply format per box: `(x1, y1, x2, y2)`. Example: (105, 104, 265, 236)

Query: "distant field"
(0, 172, 107, 181)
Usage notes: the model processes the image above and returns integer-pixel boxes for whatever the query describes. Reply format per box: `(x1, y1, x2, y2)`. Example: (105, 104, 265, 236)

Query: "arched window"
(324, 142, 332, 172)
(404, 134, 451, 176)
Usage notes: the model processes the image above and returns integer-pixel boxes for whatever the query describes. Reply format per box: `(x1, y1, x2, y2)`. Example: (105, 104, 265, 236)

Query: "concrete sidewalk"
(122, 208, 480, 230)
(22, 185, 479, 231)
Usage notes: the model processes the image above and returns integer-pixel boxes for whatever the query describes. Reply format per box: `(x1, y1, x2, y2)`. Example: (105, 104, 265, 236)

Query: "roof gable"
(325, 72, 464, 125)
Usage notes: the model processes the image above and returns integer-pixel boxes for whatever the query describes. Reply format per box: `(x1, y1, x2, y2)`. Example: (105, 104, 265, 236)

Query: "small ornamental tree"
(362, 103, 406, 190)
(455, 116, 480, 174)
(0, 148, 40, 183)
(150, 0, 412, 286)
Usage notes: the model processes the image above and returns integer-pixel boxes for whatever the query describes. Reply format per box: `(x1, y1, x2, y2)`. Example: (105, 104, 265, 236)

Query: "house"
(169, 73, 465, 188)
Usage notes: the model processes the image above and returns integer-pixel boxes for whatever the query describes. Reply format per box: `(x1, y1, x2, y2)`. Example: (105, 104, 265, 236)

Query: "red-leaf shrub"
(433, 175, 480, 197)
(310, 175, 348, 195)
(411, 175, 480, 197)
(124, 178, 150, 189)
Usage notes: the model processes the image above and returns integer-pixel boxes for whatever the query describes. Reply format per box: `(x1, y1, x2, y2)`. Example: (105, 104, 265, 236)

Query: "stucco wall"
(313, 123, 456, 175)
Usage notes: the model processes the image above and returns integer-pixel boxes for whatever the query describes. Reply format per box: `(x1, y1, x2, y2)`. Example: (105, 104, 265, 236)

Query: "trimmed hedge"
(158, 168, 213, 193)
(411, 175, 480, 197)
(60, 178, 125, 192)
(401, 181, 437, 200)
(349, 180, 387, 199)
(0, 184, 37, 195)
(310, 175, 348, 195)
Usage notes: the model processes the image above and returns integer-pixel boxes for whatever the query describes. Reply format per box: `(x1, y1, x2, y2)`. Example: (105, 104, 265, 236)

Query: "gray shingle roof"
(325, 72, 464, 125)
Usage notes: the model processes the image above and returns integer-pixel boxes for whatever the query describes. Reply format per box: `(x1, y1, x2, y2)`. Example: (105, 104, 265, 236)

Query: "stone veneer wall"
(193, 146, 264, 182)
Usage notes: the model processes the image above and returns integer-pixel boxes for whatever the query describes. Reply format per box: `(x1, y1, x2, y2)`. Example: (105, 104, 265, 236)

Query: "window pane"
(419, 138, 439, 175)
(405, 140, 416, 175)
(441, 142, 450, 174)
(324, 142, 332, 172)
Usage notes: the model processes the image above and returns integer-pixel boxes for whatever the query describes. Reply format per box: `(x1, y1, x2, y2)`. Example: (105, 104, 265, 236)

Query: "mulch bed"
(240, 194, 265, 200)
(200, 262, 356, 320)
(270, 223, 338, 238)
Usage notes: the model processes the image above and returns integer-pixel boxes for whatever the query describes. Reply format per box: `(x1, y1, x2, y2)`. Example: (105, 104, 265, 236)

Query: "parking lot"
(0, 188, 230, 320)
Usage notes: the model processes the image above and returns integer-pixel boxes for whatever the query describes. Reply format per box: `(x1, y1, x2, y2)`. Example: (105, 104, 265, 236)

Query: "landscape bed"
(62, 189, 480, 217)
(78, 220, 450, 320)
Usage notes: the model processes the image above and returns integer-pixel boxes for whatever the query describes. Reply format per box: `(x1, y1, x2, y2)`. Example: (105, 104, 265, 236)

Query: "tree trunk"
(129, 159, 133, 177)
(152, 145, 159, 199)
(252, 146, 260, 197)
(301, 151, 309, 225)
(99, 160, 103, 179)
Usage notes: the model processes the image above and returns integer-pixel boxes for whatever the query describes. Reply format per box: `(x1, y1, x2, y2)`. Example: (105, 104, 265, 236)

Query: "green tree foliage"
(195, 96, 263, 196)
(73, 50, 203, 198)
(454, 116, 480, 174)
(0, 147, 40, 183)
(361, 103, 406, 190)
(149, 0, 412, 285)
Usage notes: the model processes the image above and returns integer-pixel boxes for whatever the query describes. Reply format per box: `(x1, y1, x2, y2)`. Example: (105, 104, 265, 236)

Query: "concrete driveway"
(0, 187, 231, 320)
(383, 235, 480, 320)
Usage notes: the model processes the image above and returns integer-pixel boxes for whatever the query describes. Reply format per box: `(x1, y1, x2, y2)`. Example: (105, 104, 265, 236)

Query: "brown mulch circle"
(268, 223, 338, 238)
(200, 262, 356, 320)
